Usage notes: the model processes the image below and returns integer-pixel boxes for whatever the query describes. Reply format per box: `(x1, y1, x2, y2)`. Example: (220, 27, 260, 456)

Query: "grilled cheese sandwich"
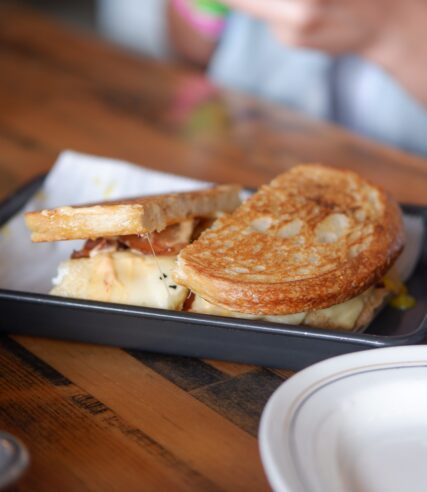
(174, 164, 405, 329)
(25, 164, 406, 331)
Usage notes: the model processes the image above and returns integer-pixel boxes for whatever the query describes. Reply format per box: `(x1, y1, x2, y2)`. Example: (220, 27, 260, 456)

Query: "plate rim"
(259, 345, 427, 492)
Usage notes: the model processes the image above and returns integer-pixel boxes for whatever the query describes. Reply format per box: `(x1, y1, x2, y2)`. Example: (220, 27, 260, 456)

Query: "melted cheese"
(51, 249, 395, 330)
(190, 291, 371, 330)
(51, 251, 188, 310)
(190, 295, 307, 325)
(304, 294, 366, 330)
(383, 271, 416, 310)
(389, 293, 416, 310)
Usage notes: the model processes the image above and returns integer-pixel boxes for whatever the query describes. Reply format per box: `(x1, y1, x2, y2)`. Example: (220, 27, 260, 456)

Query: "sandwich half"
(174, 164, 405, 331)
(25, 185, 241, 310)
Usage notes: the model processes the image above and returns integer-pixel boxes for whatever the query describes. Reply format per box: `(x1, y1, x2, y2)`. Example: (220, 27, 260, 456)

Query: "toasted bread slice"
(25, 185, 241, 242)
(174, 164, 404, 315)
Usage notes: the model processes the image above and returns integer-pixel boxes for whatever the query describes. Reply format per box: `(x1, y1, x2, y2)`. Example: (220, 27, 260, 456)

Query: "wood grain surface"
(1, 4, 427, 491)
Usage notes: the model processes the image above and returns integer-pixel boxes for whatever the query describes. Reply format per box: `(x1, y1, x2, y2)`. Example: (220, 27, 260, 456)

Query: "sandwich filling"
(187, 286, 388, 331)
(52, 251, 188, 310)
(50, 216, 393, 331)
(51, 219, 211, 310)
(51, 219, 200, 310)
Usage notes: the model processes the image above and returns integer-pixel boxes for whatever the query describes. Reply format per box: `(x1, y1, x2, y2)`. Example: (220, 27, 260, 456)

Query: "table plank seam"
(125, 349, 286, 437)
(1, 336, 71, 386)
(0, 339, 224, 491)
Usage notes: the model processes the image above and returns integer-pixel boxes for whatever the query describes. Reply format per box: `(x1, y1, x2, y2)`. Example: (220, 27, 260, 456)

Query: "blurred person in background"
(98, 0, 427, 156)
(97, 0, 170, 57)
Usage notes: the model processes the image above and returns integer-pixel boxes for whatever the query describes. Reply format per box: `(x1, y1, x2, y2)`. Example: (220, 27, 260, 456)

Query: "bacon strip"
(182, 292, 195, 311)
(71, 218, 215, 259)
(71, 238, 119, 259)
(71, 221, 195, 258)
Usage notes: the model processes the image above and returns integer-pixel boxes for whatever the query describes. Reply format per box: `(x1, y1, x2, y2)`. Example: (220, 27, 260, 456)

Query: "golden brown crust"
(174, 164, 405, 315)
(25, 185, 241, 242)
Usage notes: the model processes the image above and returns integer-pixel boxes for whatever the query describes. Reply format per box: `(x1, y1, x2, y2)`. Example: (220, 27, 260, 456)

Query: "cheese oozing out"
(189, 288, 380, 331)
(51, 251, 188, 310)
(50, 247, 396, 330)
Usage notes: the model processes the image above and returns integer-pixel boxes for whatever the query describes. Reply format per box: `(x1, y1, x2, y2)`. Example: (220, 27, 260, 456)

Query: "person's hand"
(220, 0, 427, 105)
(218, 0, 422, 58)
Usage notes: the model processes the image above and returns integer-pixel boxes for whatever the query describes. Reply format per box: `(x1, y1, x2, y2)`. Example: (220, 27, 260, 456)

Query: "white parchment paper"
(0, 150, 210, 293)
(0, 150, 424, 295)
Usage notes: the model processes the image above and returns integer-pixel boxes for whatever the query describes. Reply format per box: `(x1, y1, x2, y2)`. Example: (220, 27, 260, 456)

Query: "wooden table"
(1, 5, 427, 491)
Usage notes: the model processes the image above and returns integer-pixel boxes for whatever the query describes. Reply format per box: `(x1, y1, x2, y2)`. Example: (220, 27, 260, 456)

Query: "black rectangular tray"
(1, 175, 426, 370)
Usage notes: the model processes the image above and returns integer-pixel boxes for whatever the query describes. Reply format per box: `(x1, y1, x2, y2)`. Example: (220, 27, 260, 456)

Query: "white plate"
(259, 346, 427, 492)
